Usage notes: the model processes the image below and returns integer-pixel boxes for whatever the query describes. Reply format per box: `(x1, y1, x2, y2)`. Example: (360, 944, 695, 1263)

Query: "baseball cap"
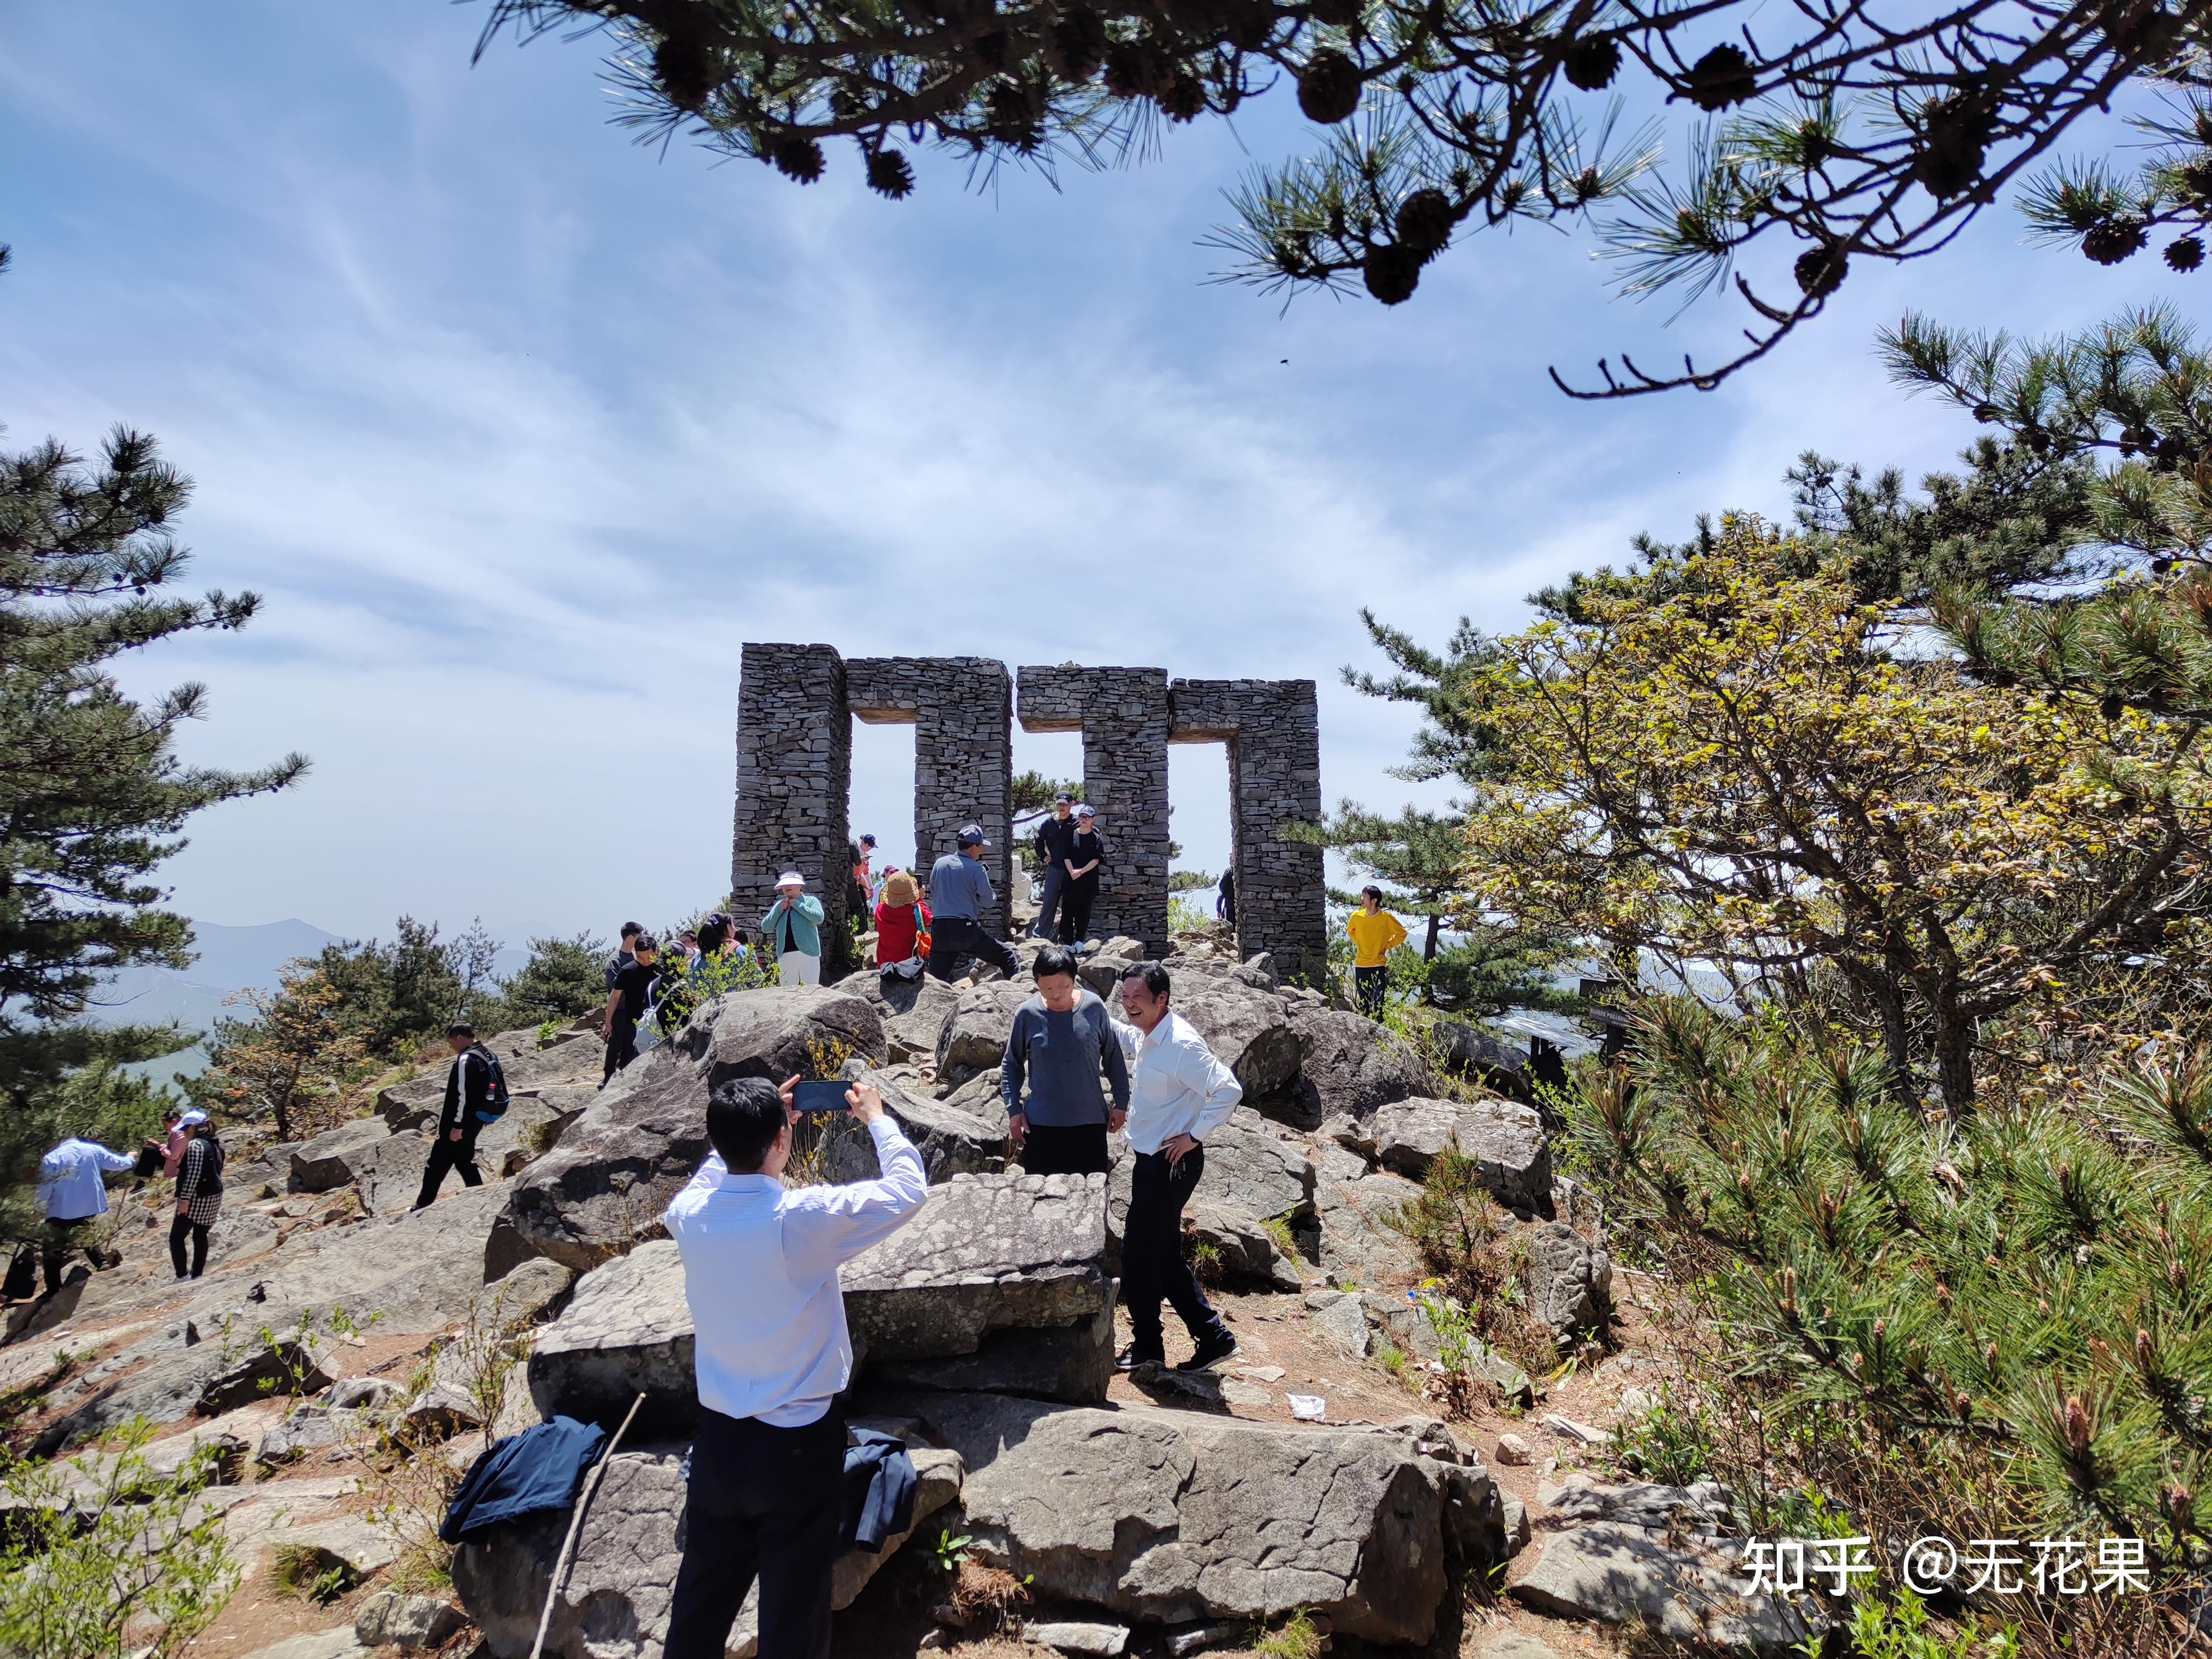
(859, 834, 877, 847)
(178, 1109, 210, 1128)
(1076, 803, 1096, 818)
(957, 823, 989, 847)
(1053, 791, 1073, 804)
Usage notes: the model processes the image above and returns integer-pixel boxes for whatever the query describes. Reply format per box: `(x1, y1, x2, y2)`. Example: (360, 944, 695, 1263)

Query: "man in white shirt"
(661, 1074, 928, 1659)
(36, 1136, 136, 1295)
(1114, 961, 1242, 1373)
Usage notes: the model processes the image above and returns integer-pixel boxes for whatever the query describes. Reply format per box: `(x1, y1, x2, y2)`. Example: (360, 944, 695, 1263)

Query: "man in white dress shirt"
(661, 1074, 928, 1659)
(1114, 961, 1242, 1373)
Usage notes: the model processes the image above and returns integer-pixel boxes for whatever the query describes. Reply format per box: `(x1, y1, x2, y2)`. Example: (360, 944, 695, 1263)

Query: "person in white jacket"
(660, 1074, 928, 1659)
(1113, 961, 1243, 1373)
(36, 1137, 135, 1294)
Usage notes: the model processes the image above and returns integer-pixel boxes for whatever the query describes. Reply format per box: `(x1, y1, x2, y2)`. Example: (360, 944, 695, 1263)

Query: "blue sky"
(2, 4, 2195, 954)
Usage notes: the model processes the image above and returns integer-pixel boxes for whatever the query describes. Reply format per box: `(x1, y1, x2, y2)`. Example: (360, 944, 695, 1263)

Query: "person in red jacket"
(874, 870, 932, 980)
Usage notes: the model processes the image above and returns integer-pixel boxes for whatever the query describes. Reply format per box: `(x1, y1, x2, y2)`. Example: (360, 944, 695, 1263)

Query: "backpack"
(185, 1136, 226, 1199)
(469, 1047, 512, 1124)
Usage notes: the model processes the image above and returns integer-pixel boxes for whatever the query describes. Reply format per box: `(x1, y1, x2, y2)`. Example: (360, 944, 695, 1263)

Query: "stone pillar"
(1169, 679, 1325, 983)
(1017, 666, 1171, 953)
(846, 658, 1014, 937)
(733, 644, 853, 977)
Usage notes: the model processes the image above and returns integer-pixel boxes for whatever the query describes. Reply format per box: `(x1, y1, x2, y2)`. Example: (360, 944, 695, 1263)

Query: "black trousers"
(1355, 965, 1388, 1017)
(665, 1406, 847, 1659)
(1019, 1123, 1111, 1176)
(414, 1123, 484, 1208)
(602, 1021, 638, 1084)
(1058, 882, 1097, 946)
(1122, 1148, 1227, 1357)
(1029, 865, 1065, 938)
(40, 1217, 95, 1295)
(169, 1213, 211, 1278)
(926, 916, 1019, 982)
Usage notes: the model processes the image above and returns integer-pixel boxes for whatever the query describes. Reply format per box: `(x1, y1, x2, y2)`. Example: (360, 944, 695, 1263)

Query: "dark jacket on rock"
(441, 1416, 608, 1543)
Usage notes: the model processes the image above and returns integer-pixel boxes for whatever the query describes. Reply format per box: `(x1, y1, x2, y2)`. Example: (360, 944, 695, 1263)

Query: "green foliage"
(1610, 1382, 1716, 1486)
(1252, 1608, 1324, 1659)
(1840, 1590, 2018, 1659)
(1166, 894, 1214, 934)
(0, 1419, 239, 1657)
(270, 1544, 350, 1603)
(1168, 868, 1217, 892)
(495, 930, 611, 1026)
(306, 916, 496, 1060)
(928, 1527, 974, 1572)
(1569, 997, 2212, 1561)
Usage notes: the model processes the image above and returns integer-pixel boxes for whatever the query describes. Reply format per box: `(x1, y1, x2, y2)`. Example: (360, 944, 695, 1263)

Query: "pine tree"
(486, 0, 2206, 394)
(494, 932, 610, 1025)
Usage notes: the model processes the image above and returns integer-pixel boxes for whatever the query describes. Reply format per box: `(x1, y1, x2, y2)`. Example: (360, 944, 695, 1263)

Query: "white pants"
(778, 951, 821, 987)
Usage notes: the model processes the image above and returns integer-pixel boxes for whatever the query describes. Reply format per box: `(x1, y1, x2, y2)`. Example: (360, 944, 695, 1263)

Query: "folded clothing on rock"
(441, 1415, 608, 1543)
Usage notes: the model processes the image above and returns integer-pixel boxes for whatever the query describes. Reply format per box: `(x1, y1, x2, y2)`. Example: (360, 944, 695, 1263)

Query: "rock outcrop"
(934, 980, 1033, 1083)
(1169, 977, 1301, 1099)
(831, 969, 961, 1064)
(1348, 1096, 1553, 1212)
(1263, 1005, 1438, 1128)
(1521, 1220, 1612, 1337)
(529, 1172, 1113, 1434)
(870, 1390, 1506, 1645)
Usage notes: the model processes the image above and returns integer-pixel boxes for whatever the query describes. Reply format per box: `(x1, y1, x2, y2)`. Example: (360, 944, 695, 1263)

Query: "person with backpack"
(603, 935, 662, 1081)
(416, 1021, 508, 1206)
(873, 871, 932, 979)
(170, 1110, 225, 1279)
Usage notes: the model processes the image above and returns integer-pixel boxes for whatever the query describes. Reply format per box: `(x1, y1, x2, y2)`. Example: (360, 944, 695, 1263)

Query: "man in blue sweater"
(927, 824, 1020, 983)
(1000, 944, 1130, 1176)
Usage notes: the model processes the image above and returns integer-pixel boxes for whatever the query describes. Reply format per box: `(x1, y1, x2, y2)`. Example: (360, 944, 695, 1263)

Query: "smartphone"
(792, 1079, 851, 1115)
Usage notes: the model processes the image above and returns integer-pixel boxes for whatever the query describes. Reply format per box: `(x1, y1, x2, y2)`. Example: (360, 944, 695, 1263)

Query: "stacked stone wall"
(1015, 666, 1171, 953)
(733, 644, 853, 975)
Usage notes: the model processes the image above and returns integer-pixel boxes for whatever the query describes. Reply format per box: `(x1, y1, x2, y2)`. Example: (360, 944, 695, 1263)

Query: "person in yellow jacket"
(1345, 887, 1408, 1018)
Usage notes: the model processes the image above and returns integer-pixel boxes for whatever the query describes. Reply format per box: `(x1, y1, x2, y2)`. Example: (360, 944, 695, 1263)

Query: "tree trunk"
(1866, 980, 1917, 1109)
(1933, 1008, 1978, 1122)
(1423, 914, 1441, 962)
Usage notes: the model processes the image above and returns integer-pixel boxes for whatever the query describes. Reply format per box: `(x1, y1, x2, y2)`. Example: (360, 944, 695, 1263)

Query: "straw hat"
(883, 870, 920, 907)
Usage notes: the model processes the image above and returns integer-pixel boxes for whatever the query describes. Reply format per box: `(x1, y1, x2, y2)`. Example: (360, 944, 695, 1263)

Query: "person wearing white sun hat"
(761, 871, 826, 987)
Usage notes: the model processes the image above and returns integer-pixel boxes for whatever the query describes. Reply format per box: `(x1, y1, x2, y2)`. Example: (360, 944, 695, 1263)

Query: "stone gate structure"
(733, 645, 1325, 981)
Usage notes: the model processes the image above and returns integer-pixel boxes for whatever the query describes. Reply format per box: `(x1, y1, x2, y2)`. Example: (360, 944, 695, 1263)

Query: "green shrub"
(1610, 1381, 1715, 1486)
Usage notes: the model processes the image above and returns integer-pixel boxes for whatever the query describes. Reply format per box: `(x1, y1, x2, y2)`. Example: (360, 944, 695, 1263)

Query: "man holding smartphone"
(662, 1074, 928, 1659)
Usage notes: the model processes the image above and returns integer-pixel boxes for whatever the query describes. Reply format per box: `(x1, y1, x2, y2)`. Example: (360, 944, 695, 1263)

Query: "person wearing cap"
(603, 933, 663, 1083)
(35, 1134, 135, 1296)
(762, 872, 826, 987)
(170, 1110, 225, 1280)
(1060, 803, 1105, 949)
(927, 825, 1020, 983)
(1028, 793, 1078, 941)
(417, 1021, 494, 1209)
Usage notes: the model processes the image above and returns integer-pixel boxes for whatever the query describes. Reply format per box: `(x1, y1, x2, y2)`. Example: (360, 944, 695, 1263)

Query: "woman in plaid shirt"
(171, 1111, 224, 1281)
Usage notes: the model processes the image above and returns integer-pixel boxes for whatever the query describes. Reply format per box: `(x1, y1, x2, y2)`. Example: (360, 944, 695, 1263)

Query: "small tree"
(495, 932, 610, 1024)
(195, 964, 369, 1142)
(1454, 521, 2209, 1116)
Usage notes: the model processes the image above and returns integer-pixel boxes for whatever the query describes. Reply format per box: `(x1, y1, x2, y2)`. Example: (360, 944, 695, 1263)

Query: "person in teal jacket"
(761, 871, 826, 986)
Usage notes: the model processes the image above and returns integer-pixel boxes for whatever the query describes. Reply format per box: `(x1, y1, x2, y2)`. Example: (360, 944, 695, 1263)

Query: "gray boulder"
(1184, 1202, 1300, 1291)
(1266, 1006, 1439, 1129)
(873, 1390, 1503, 1644)
(935, 980, 1032, 1082)
(1510, 1523, 1817, 1654)
(1432, 1022, 1531, 1100)
(1108, 1109, 1311, 1244)
(1171, 979, 1301, 1099)
(826, 1071, 1008, 1182)
(704, 985, 888, 1084)
(1365, 1097, 1552, 1211)
(1522, 1221, 1612, 1337)
(354, 1590, 466, 1650)
(289, 1119, 393, 1193)
(1077, 938, 1147, 997)
(453, 1434, 961, 1659)
(1310, 1145, 1422, 1287)
(529, 1172, 1112, 1433)
(832, 969, 963, 1063)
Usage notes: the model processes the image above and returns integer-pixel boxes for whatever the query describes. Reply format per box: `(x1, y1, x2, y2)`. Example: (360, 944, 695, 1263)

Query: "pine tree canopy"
(486, 0, 2212, 394)
(1, 428, 307, 1040)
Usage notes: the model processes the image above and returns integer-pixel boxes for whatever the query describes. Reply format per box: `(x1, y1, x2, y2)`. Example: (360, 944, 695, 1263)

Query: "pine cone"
(1684, 44, 1755, 111)
(653, 29, 716, 113)
(1562, 35, 1619, 92)
(773, 138, 826, 183)
(1394, 188, 1454, 258)
(1914, 92, 1995, 199)
(987, 78, 1044, 150)
(1161, 72, 1208, 122)
(1793, 244, 1847, 298)
(2083, 218, 2148, 264)
(1297, 50, 1364, 124)
(1363, 243, 1421, 304)
(867, 149, 916, 198)
(1104, 41, 1147, 98)
(2166, 235, 2204, 271)
(1048, 10, 1109, 79)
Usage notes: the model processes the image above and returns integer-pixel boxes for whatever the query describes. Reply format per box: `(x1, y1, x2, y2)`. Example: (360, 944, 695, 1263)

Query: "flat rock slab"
(870, 1390, 1464, 1645)
(1363, 1098, 1551, 1212)
(237, 1630, 369, 1659)
(832, 969, 962, 1062)
(291, 1119, 394, 1193)
(531, 1174, 1110, 1433)
(1537, 1474, 1725, 1530)
(1263, 1006, 1438, 1129)
(1311, 1147, 1422, 1287)
(1510, 1523, 1818, 1654)
(1029, 1622, 1131, 1656)
(453, 1434, 961, 1659)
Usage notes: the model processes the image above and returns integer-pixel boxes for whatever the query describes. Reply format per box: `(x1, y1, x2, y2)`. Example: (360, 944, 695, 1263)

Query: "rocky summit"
(6, 962, 1624, 1659)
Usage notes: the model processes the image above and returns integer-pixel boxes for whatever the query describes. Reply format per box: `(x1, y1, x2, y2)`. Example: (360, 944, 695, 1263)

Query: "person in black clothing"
(417, 1022, 494, 1208)
(602, 934, 660, 1084)
(1028, 793, 1077, 940)
(1059, 804, 1105, 947)
(170, 1111, 224, 1280)
(1217, 868, 1236, 926)
(604, 921, 644, 992)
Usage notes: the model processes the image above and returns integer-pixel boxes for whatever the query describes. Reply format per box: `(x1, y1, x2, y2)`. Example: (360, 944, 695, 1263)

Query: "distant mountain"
(90, 919, 343, 1036)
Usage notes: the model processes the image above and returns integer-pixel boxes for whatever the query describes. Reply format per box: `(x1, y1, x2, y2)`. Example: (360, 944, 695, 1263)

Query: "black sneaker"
(1115, 1344, 1165, 1371)
(1176, 1333, 1239, 1373)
